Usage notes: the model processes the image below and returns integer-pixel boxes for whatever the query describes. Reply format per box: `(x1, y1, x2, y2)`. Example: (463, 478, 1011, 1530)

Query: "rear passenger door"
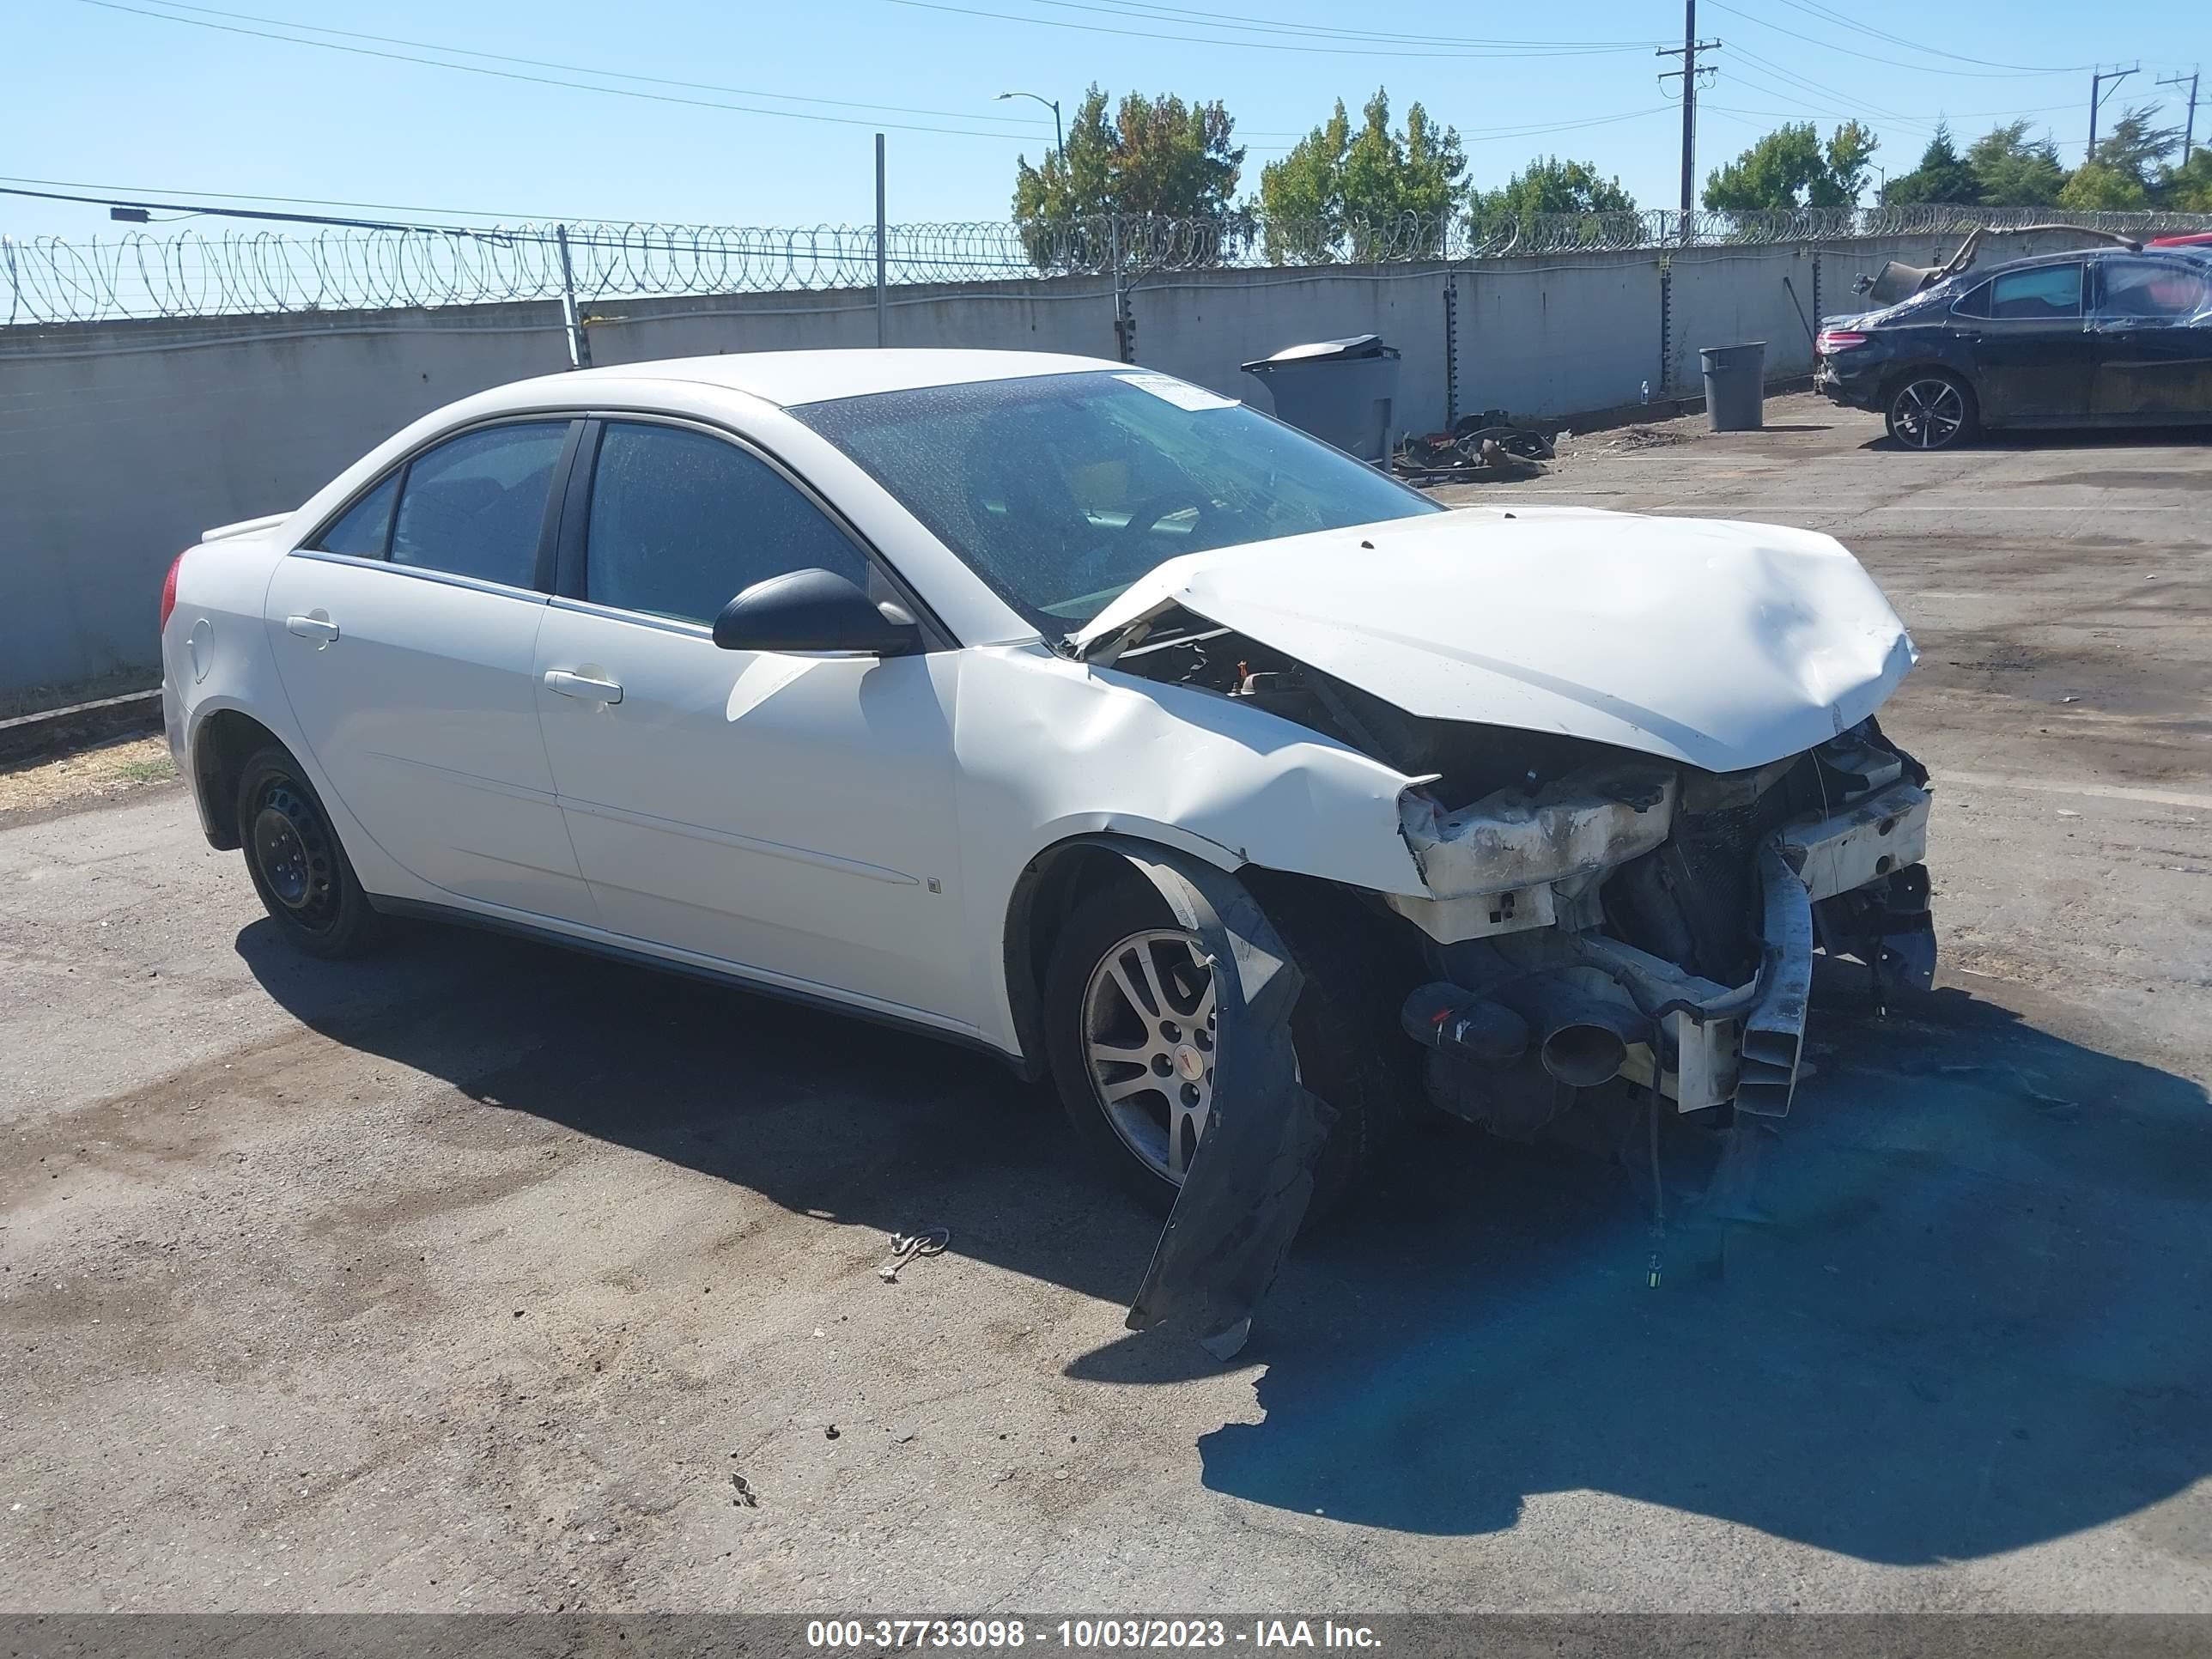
(1966, 264, 2094, 424)
(2089, 258, 2212, 421)
(265, 418, 596, 918)
(531, 418, 970, 1028)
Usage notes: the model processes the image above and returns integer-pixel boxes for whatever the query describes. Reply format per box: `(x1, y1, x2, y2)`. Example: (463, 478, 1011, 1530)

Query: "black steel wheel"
(235, 745, 382, 958)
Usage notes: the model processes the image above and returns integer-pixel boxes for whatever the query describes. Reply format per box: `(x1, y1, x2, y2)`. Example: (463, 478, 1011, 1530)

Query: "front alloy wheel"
(1081, 928, 1218, 1184)
(1887, 374, 1972, 450)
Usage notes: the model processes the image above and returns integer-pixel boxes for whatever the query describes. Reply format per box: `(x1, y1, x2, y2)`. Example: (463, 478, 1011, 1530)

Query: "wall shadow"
(241, 918, 2212, 1566)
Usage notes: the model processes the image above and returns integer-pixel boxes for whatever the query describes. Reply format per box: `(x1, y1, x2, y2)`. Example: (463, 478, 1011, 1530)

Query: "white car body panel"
(532, 599, 972, 1023)
(161, 349, 1926, 1073)
(1072, 504, 1918, 774)
(263, 553, 591, 917)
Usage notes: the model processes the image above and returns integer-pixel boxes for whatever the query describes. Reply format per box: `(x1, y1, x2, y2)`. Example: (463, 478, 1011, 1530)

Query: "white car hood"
(1069, 504, 1917, 774)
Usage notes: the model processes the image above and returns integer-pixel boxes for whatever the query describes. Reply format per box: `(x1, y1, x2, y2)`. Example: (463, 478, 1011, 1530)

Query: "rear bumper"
(1814, 356, 1886, 411)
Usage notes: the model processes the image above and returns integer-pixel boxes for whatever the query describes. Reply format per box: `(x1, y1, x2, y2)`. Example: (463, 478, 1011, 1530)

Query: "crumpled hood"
(1071, 504, 1917, 774)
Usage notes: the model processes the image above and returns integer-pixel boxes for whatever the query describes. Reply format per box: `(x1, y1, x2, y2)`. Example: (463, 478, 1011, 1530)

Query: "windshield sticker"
(1115, 373, 1239, 411)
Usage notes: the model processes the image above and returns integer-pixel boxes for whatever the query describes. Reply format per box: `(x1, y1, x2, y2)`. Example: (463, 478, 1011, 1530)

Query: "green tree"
(2057, 160, 2148, 210)
(2163, 146, 2212, 212)
(1703, 121, 1880, 211)
(1012, 85, 1244, 265)
(1879, 125, 1981, 206)
(1964, 121, 2066, 206)
(1257, 89, 1466, 262)
(2087, 106, 2183, 195)
(1468, 155, 1636, 240)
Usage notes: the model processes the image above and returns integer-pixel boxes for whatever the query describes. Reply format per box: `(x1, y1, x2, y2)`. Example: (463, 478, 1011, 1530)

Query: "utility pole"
(2158, 68, 2202, 159)
(1657, 0, 1722, 241)
(2088, 64, 2139, 156)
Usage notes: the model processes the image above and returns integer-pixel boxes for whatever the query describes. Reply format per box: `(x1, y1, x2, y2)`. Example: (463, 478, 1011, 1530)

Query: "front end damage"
(1392, 725, 1934, 1133)
(1091, 599, 1936, 1354)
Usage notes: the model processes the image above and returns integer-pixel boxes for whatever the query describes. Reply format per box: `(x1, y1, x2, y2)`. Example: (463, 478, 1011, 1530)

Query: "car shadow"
(239, 918, 2212, 1567)
(1863, 423, 2212, 454)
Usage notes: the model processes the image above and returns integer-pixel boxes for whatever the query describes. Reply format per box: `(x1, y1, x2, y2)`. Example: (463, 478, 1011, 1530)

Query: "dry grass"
(0, 735, 179, 817)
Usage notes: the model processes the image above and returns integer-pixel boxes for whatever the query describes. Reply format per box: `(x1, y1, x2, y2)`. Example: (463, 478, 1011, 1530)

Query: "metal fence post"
(1110, 216, 1135, 363)
(555, 224, 591, 370)
(1657, 254, 1673, 396)
(875, 134, 889, 349)
(1443, 271, 1461, 429)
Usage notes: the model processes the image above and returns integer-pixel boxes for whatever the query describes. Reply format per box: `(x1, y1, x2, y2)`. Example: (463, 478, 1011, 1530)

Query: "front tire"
(1885, 371, 1977, 450)
(1042, 877, 1394, 1217)
(235, 745, 381, 959)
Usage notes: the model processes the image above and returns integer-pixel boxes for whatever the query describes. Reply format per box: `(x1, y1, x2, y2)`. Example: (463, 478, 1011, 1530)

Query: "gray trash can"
(1700, 341, 1766, 431)
(1240, 334, 1401, 462)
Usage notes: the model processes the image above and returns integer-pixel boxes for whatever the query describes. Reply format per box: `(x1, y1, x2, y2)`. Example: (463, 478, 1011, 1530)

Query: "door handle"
(544, 668, 623, 704)
(286, 612, 341, 644)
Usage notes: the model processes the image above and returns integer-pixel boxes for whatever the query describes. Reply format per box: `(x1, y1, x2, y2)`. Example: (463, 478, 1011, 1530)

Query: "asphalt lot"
(3, 394, 2209, 1613)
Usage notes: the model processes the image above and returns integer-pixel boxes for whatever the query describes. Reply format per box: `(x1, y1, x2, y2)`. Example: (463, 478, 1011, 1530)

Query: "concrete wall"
(0, 302, 568, 694)
(0, 226, 2119, 696)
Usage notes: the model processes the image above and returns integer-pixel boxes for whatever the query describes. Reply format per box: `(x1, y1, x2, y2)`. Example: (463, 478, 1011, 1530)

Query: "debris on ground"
(1576, 423, 1690, 456)
(877, 1227, 950, 1282)
(1394, 410, 1556, 483)
(728, 1471, 757, 1507)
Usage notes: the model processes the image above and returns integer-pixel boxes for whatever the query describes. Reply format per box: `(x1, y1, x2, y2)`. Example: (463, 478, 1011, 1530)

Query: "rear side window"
(1987, 265, 2083, 321)
(314, 471, 400, 558)
(2095, 259, 2212, 320)
(583, 422, 869, 626)
(389, 422, 570, 588)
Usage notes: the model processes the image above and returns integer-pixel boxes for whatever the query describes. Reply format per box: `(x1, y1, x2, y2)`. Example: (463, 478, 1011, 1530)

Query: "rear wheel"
(235, 745, 382, 959)
(1885, 371, 1977, 450)
(1042, 877, 1394, 1216)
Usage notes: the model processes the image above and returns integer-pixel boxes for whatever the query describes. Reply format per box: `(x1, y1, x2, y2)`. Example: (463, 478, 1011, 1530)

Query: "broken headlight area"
(1393, 720, 1934, 1133)
(1101, 615, 1936, 1126)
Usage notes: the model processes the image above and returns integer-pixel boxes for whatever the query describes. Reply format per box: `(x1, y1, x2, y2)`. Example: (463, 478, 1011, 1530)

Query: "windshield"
(791, 370, 1443, 630)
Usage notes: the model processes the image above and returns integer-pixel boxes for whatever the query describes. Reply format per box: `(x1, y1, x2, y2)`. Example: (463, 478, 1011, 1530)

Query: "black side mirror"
(712, 568, 922, 657)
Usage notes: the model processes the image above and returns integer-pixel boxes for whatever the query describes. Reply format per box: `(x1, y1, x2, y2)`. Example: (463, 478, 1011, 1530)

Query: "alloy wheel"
(1893, 378, 1967, 449)
(1081, 928, 1218, 1184)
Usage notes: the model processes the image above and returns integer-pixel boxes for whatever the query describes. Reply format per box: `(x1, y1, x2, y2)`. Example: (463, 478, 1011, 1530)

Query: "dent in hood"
(1071, 505, 1917, 774)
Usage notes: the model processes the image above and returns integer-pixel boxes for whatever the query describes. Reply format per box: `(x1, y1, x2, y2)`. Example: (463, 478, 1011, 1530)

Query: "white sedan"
(161, 349, 1936, 1345)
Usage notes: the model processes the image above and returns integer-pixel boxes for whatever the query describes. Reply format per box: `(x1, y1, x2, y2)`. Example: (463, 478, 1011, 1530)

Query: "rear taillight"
(159, 551, 185, 633)
(1816, 330, 1869, 354)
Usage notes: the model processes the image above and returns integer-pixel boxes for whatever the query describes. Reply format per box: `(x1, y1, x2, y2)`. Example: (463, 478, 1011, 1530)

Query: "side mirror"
(712, 568, 922, 657)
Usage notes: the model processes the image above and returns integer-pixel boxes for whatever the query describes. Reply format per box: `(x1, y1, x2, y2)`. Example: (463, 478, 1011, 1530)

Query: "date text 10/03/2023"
(804, 1620, 1382, 1650)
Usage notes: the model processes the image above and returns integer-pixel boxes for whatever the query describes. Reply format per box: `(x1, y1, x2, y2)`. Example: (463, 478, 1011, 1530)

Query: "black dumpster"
(1240, 334, 1402, 462)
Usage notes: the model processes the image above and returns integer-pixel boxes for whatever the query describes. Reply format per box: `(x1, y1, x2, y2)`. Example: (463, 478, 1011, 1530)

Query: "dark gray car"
(1814, 246, 2212, 449)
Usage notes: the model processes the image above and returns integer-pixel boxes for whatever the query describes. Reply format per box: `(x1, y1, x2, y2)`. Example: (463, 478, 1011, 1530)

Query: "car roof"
(547, 349, 1114, 410)
(1968, 244, 2197, 280)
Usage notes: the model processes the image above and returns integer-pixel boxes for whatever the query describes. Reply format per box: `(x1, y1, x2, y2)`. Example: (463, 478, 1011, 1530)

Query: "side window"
(1950, 281, 1992, 319)
(314, 471, 400, 558)
(584, 422, 870, 626)
(2094, 260, 2211, 321)
(389, 422, 570, 588)
(1987, 265, 2083, 321)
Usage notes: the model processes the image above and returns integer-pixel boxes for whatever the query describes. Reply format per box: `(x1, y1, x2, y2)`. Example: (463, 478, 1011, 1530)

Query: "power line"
(0, 175, 617, 225)
(1760, 0, 2087, 75)
(98, 0, 1052, 127)
(878, 0, 1662, 58)
(1705, 0, 2081, 79)
(67, 0, 1041, 137)
(1002, 0, 1666, 50)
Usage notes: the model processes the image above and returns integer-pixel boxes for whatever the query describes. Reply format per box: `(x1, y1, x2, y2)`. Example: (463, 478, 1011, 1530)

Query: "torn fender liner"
(1109, 848, 1338, 1361)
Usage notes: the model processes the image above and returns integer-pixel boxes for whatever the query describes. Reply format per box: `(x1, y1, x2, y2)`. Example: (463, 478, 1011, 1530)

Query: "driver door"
(531, 418, 973, 1029)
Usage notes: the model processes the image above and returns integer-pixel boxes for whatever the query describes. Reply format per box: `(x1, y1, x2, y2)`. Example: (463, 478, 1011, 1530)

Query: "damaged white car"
(161, 350, 1935, 1350)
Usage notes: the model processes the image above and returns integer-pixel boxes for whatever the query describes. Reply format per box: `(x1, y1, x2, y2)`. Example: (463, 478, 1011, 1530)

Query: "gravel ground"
(2, 396, 2208, 1614)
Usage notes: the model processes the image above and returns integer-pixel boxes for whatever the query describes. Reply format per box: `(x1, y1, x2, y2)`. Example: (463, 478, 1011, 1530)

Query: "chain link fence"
(7, 205, 2210, 326)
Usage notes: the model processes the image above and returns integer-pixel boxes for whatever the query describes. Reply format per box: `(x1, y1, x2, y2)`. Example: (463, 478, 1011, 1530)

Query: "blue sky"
(3, 0, 2205, 240)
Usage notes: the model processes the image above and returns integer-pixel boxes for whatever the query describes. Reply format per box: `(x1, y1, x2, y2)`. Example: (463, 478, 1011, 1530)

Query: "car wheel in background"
(235, 744, 382, 959)
(1042, 876, 1391, 1218)
(1885, 372, 1977, 451)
